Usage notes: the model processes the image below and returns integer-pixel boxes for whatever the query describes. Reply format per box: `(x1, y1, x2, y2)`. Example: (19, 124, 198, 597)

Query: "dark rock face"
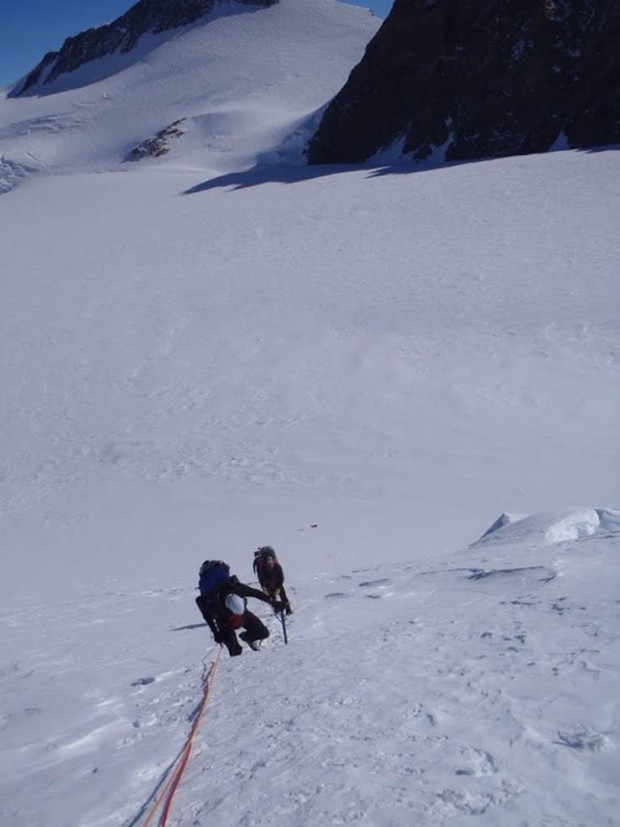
(11, 0, 277, 97)
(307, 0, 620, 165)
(125, 119, 187, 161)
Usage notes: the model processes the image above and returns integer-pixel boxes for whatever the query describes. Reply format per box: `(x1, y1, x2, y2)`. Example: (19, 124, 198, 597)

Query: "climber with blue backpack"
(195, 560, 284, 656)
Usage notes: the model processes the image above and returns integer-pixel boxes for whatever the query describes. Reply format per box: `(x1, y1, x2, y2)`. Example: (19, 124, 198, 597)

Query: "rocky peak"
(306, 0, 620, 165)
(11, 0, 278, 97)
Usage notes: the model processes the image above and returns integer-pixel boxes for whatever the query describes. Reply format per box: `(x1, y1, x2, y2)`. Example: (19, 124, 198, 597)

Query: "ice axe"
(279, 610, 288, 645)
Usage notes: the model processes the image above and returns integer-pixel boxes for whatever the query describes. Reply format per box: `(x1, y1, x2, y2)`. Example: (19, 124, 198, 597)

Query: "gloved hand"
(213, 631, 223, 644)
(271, 600, 285, 614)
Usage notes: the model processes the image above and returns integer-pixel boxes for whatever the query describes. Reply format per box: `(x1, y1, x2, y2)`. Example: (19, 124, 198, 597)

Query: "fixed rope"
(141, 648, 222, 827)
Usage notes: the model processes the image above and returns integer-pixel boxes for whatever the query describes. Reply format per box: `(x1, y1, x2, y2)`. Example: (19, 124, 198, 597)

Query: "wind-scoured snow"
(0, 1, 619, 825)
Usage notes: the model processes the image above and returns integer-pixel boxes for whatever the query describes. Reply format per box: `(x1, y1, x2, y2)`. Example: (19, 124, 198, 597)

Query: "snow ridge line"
(139, 648, 222, 827)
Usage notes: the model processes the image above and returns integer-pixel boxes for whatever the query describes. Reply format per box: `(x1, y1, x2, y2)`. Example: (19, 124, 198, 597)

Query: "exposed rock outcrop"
(11, 0, 277, 97)
(125, 119, 187, 160)
(306, 0, 620, 165)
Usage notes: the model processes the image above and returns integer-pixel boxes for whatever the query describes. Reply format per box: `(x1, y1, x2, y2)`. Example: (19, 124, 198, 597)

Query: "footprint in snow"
(455, 747, 498, 777)
(555, 728, 609, 752)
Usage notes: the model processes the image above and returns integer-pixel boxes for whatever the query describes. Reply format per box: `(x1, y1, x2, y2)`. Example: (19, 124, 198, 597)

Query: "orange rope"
(141, 648, 222, 827)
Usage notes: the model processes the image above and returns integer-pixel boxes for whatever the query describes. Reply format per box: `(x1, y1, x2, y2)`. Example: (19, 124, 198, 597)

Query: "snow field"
(1, 514, 618, 826)
(1, 150, 618, 600)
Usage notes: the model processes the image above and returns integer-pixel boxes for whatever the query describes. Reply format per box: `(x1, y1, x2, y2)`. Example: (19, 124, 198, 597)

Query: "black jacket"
(225, 576, 273, 605)
(257, 562, 284, 590)
(197, 575, 272, 627)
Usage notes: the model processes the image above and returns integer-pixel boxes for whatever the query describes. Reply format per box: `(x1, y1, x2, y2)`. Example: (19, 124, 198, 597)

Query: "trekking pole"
(279, 610, 288, 645)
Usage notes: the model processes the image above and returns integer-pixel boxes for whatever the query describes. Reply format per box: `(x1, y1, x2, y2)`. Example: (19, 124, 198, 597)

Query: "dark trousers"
(263, 585, 292, 614)
(196, 597, 269, 657)
(222, 610, 269, 656)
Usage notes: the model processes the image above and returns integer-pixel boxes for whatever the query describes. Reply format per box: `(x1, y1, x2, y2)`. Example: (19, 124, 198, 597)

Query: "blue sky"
(0, 0, 393, 87)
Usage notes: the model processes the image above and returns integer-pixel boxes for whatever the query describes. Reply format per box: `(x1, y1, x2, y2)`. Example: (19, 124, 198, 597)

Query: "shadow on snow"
(181, 144, 620, 195)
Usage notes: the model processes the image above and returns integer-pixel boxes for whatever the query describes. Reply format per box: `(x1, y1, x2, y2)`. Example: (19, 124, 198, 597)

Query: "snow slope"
(0, 0, 619, 824)
(1, 511, 619, 826)
(1, 149, 618, 599)
(0, 0, 380, 176)
(1, 145, 618, 827)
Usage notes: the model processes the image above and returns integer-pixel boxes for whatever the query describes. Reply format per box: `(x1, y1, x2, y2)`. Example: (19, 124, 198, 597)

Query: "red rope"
(141, 649, 221, 827)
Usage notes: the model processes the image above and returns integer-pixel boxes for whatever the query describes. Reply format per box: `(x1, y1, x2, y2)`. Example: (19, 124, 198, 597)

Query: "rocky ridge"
(11, 0, 277, 96)
(306, 0, 620, 165)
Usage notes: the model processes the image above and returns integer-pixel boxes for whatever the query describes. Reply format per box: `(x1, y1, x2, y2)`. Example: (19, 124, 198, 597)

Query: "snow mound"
(473, 508, 620, 547)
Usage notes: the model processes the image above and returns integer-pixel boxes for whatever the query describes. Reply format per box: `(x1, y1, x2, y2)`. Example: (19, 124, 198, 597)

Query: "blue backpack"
(199, 560, 231, 596)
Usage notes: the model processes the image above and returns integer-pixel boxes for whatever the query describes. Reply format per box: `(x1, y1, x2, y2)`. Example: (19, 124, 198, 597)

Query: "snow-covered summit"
(10, 0, 277, 98)
(0, 0, 380, 181)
